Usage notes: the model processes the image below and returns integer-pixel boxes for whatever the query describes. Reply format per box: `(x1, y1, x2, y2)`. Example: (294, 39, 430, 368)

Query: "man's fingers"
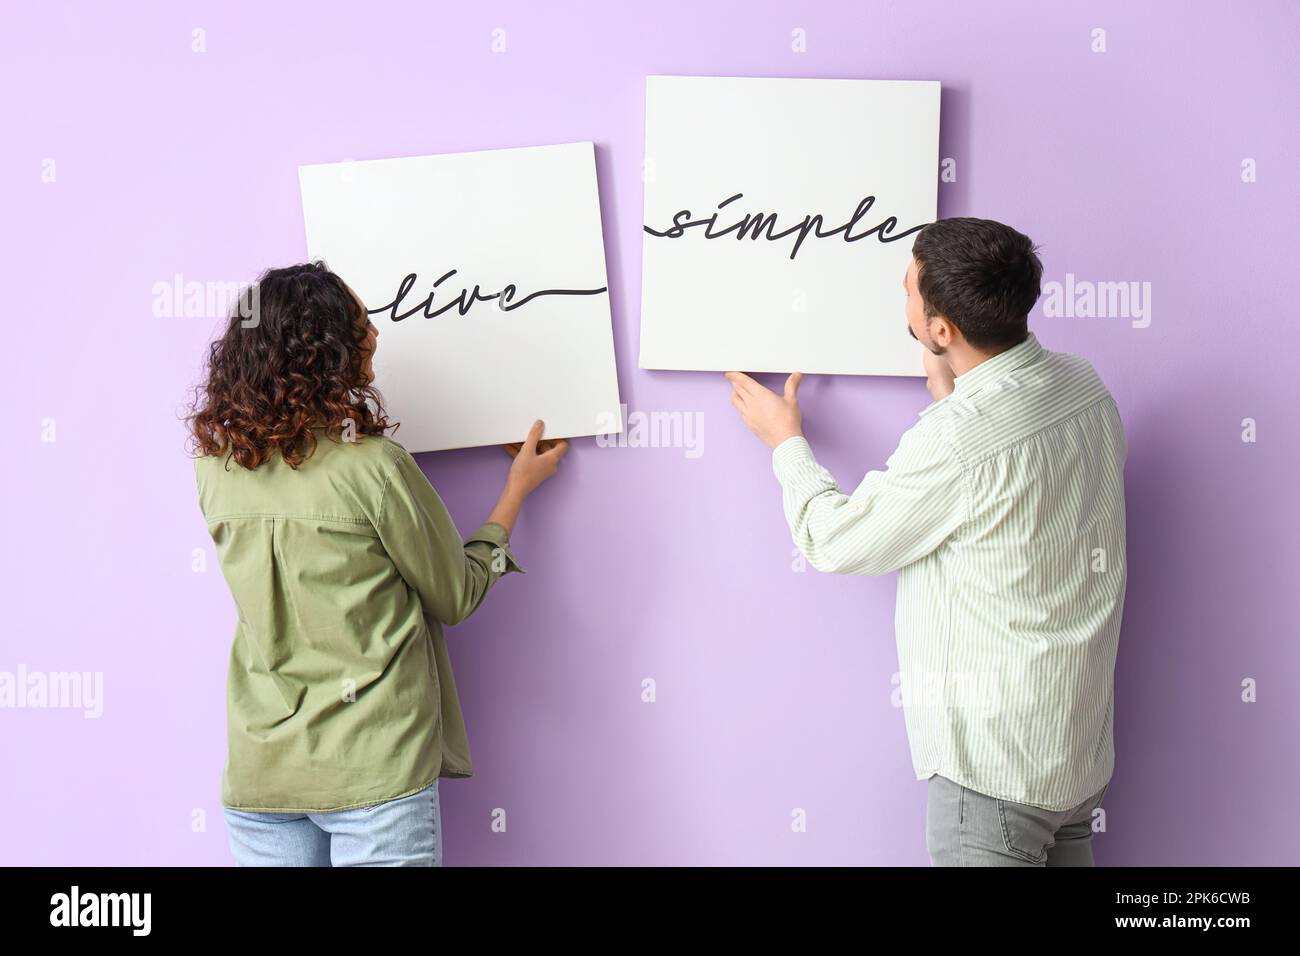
(503, 442, 522, 458)
(784, 371, 804, 401)
(725, 371, 759, 396)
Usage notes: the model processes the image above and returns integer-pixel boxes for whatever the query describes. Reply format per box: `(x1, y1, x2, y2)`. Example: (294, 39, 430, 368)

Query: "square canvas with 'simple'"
(300, 141, 623, 452)
(640, 76, 940, 377)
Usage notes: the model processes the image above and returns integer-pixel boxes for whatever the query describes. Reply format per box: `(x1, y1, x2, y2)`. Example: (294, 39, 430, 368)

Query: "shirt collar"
(951, 332, 1043, 397)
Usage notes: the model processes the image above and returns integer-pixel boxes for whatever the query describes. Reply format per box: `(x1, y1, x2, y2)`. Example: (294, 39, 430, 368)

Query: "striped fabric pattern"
(772, 332, 1127, 811)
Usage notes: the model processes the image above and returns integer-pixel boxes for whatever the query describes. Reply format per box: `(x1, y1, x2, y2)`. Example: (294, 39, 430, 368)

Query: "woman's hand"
(503, 420, 569, 496)
(487, 421, 569, 535)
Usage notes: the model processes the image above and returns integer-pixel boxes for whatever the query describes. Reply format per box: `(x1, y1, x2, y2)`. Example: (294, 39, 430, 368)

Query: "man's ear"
(930, 314, 958, 349)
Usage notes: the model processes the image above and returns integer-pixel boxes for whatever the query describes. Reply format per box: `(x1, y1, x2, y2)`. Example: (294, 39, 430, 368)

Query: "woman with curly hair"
(188, 261, 566, 866)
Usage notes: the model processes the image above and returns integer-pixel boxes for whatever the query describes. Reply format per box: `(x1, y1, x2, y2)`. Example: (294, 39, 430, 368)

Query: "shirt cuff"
(467, 521, 526, 575)
(771, 435, 816, 483)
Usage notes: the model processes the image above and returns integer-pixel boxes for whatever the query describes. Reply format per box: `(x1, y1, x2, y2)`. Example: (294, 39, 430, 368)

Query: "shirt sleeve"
(771, 423, 967, 576)
(376, 444, 524, 626)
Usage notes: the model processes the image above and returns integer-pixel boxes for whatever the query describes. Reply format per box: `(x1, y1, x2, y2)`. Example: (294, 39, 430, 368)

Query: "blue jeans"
(223, 780, 441, 866)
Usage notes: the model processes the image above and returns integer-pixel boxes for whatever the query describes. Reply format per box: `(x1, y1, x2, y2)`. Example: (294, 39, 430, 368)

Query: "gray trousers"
(925, 774, 1110, 866)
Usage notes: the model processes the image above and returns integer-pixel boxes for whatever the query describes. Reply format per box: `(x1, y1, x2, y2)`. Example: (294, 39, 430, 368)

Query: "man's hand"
(922, 349, 955, 401)
(725, 371, 804, 448)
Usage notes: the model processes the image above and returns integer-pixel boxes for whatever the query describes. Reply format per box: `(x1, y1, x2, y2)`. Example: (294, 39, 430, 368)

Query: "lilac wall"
(3, 0, 1296, 865)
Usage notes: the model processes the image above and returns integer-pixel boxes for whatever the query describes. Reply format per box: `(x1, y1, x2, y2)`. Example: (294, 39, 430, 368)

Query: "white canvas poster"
(639, 76, 940, 376)
(299, 142, 623, 452)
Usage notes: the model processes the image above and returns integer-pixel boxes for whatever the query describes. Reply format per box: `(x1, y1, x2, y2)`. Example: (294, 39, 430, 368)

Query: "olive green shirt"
(194, 430, 521, 812)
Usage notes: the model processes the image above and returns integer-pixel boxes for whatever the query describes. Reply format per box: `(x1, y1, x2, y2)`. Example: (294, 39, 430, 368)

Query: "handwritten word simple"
(368, 270, 607, 321)
(644, 192, 927, 260)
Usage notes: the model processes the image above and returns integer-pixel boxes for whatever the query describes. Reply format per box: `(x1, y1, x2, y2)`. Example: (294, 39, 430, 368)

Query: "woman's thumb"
(523, 419, 544, 452)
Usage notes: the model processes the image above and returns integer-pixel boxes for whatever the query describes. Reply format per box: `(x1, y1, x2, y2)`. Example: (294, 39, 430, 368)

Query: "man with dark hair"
(726, 217, 1126, 867)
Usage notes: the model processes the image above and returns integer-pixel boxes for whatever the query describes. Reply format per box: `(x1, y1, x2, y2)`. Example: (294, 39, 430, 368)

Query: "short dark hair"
(911, 217, 1042, 351)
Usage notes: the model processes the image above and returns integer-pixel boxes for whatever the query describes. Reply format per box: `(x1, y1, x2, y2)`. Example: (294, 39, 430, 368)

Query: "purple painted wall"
(2, 0, 1296, 865)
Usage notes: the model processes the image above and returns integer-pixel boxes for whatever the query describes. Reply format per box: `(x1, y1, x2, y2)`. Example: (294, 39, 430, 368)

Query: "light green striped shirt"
(772, 332, 1126, 811)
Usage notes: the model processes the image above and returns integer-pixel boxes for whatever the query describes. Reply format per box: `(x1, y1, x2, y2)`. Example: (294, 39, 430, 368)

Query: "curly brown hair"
(186, 261, 395, 469)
